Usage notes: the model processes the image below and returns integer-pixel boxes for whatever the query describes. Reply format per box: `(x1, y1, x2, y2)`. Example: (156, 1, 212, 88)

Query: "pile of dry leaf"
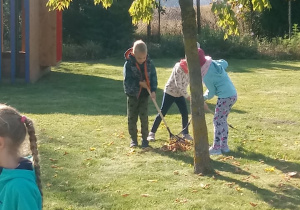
(161, 139, 193, 152)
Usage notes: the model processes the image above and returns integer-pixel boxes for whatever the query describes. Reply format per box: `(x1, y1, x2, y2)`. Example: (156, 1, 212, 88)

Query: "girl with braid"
(0, 104, 42, 210)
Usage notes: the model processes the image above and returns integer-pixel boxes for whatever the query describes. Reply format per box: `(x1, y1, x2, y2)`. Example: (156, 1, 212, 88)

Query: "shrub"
(63, 41, 104, 61)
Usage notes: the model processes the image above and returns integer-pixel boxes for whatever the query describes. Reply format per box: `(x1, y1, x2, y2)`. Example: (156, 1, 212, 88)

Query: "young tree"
(47, 0, 274, 174)
(211, 0, 271, 38)
(47, 0, 213, 174)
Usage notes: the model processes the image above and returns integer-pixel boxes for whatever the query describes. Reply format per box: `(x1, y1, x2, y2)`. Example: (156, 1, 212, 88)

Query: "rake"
(147, 88, 185, 142)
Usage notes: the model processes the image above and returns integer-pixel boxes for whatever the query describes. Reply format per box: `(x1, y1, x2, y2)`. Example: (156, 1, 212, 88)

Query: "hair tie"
(21, 116, 27, 123)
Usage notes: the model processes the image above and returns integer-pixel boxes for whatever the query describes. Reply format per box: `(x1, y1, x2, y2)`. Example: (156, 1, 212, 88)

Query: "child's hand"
(186, 96, 191, 101)
(150, 92, 156, 100)
(204, 102, 211, 112)
(139, 81, 148, 89)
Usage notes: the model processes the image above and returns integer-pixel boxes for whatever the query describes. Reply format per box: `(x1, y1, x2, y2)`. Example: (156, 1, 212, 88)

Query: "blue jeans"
(150, 92, 189, 134)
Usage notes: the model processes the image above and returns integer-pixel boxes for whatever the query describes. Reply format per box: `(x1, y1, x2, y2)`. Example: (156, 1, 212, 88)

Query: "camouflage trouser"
(127, 95, 149, 142)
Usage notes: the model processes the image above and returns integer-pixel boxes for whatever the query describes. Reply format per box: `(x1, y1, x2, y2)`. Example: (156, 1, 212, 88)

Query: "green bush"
(63, 41, 104, 61)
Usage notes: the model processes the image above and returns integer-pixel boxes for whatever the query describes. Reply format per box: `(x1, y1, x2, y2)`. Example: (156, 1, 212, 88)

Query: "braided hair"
(0, 104, 42, 196)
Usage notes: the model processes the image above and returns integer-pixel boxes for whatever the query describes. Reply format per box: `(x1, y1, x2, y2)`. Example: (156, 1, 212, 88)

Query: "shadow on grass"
(149, 146, 300, 209)
(231, 146, 300, 174)
(228, 59, 300, 73)
(0, 71, 167, 116)
(215, 174, 300, 209)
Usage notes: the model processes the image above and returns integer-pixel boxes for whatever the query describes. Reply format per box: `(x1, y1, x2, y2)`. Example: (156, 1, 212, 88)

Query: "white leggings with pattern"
(212, 95, 237, 150)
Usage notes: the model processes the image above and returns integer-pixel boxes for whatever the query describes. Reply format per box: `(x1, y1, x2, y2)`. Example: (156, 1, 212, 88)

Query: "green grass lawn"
(1, 58, 299, 210)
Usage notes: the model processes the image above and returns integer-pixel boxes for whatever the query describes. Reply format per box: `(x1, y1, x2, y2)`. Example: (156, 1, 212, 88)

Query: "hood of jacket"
(0, 158, 35, 187)
(124, 48, 133, 60)
(210, 59, 228, 75)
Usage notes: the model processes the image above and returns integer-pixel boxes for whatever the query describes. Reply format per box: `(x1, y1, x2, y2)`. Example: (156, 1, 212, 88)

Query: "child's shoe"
(183, 133, 193, 141)
(130, 140, 138, 148)
(221, 146, 230, 153)
(209, 146, 222, 155)
(147, 132, 155, 141)
(141, 139, 149, 148)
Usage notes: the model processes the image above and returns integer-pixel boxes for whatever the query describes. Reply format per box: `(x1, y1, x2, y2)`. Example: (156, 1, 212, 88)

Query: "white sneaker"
(221, 146, 230, 153)
(183, 134, 193, 141)
(147, 132, 155, 141)
(209, 146, 222, 155)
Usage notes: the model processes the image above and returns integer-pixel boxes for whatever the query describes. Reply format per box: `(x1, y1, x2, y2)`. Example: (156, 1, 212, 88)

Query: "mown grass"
(0, 58, 299, 210)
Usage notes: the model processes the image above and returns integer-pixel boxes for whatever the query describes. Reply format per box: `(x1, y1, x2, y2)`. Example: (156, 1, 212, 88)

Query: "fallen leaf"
(63, 151, 69, 155)
(175, 198, 188, 203)
(232, 161, 241, 166)
(251, 174, 260, 179)
(107, 141, 114, 146)
(49, 158, 58, 162)
(235, 187, 242, 192)
(200, 183, 210, 189)
(51, 165, 58, 168)
(192, 189, 198, 193)
(46, 183, 52, 187)
(121, 193, 130, 197)
(250, 202, 258, 207)
(173, 171, 179, 175)
(53, 174, 57, 178)
(225, 182, 235, 188)
(141, 194, 150, 197)
(90, 147, 96, 151)
(148, 180, 158, 182)
(264, 167, 275, 172)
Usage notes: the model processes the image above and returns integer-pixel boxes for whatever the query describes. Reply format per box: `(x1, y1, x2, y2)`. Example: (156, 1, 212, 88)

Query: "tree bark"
(179, 0, 213, 174)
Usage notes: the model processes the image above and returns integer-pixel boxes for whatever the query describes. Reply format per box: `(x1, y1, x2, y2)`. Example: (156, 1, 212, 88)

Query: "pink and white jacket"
(164, 60, 190, 98)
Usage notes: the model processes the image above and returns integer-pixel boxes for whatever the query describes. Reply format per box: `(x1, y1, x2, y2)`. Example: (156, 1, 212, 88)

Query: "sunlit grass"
(0, 59, 299, 210)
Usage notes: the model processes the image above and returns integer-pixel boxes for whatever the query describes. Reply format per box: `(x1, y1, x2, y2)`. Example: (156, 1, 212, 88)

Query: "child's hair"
(133, 40, 147, 55)
(0, 104, 42, 196)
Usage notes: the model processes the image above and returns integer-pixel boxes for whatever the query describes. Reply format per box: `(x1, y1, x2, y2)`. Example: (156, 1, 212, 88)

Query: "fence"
(135, 3, 217, 42)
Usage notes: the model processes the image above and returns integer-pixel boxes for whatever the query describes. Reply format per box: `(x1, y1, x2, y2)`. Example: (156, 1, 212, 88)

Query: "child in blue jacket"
(198, 48, 237, 155)
(0, 104, 42, 209)
(123, 40, 158, 148)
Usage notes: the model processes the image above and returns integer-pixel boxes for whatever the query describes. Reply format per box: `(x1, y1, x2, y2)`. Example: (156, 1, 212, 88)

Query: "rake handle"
(146, 88, 171, 131)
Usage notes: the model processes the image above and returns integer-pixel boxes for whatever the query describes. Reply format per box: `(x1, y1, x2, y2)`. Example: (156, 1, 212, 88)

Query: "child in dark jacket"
(123, 40, 158, 148)
(0, 104, 42, 210)
(198, 48, 237, 155)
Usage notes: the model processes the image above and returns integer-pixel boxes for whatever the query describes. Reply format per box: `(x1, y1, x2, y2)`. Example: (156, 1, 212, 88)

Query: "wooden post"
(158, 0, 161, 43)
(196, 0, 201, 34)
(0, 0, 2, 81)
(288, 0, 291, 39)
(10, 0, 17, 83)
(24, 0, 30, 82)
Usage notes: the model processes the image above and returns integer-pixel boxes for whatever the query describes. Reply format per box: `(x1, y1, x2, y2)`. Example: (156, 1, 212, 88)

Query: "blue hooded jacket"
(203, 59, 237, 100)
(0, 158, 42, 210)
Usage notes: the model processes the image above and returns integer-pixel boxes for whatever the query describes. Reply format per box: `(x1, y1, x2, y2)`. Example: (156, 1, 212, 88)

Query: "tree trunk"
(179, 0, 213, 174)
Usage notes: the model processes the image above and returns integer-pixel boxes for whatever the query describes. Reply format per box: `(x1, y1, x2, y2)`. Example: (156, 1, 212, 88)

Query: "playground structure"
(0, 0, 62, 83)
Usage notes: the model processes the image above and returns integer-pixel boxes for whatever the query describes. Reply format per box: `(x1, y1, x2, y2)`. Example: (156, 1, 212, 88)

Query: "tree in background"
(62, 0, 134, 52)
(211, 0, 271, 39)
(258, 0, 300, 38)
